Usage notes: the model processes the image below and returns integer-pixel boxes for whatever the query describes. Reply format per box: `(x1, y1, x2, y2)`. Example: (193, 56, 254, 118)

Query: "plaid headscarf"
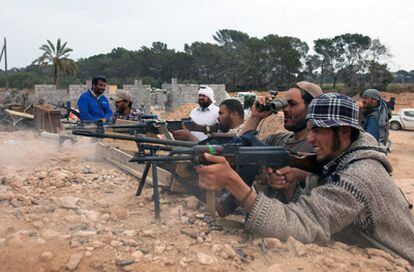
(306, 93, 361, 130)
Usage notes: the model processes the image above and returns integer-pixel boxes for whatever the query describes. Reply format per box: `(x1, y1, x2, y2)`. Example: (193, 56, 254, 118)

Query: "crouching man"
(195, 93, 414, 264)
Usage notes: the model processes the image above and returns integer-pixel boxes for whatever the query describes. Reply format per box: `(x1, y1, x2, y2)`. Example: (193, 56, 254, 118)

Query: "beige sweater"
(245, 132, 414, 263)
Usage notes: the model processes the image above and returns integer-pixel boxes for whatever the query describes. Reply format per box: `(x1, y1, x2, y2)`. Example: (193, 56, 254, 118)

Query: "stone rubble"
(0, 131, 412, 272)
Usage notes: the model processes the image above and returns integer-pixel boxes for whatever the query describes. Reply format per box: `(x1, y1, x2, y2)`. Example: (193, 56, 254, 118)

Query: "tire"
(389, 121, 401, 130)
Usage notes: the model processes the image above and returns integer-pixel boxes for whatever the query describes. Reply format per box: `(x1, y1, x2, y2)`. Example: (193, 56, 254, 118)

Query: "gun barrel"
(129, 155, 192, 163)
(66, 123, 148, 130)
(72, 129, 196, 147)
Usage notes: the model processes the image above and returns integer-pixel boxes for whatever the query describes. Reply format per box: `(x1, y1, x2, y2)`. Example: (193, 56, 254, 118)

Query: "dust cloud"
(0, 130, 97, 174)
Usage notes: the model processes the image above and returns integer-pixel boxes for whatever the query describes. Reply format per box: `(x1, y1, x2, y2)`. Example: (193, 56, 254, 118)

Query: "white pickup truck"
(389, 108, 414, 130)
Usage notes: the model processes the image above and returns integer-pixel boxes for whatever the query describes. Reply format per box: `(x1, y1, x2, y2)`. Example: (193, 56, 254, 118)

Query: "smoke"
(0, 130, 97, 174)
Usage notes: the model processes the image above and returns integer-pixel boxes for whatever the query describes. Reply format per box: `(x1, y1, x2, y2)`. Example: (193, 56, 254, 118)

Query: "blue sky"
(1, 0, 413, 71)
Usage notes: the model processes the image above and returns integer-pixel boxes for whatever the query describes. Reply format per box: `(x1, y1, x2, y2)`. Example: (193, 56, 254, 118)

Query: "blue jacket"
(77, 89, 113, 122)
(364, 115, 380, 141)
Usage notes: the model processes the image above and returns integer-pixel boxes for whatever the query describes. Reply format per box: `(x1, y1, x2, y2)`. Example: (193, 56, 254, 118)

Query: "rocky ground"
(0, 130, 413, 272)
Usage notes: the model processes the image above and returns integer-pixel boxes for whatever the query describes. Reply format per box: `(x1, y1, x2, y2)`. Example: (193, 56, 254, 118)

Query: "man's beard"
(116, 105, 126, 113)
(93, 88, 105, 96)
(364, 104, 377, 110)
(199, 100, 211, 109)
(218, 121, 231, 133)
(285, 115, 307, 132)
(318, 130, 342, 165)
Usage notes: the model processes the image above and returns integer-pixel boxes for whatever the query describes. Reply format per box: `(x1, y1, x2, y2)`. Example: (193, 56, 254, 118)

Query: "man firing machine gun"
(69, 89, 318, 221)
(72, 128, 320, 220)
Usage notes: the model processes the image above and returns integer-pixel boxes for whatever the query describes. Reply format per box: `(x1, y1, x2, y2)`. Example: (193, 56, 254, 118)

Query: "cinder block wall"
(162, 81, 229, 112)
(35, 85, 68, 104)
(68, 85, 87, 107)
(123, 83, 152, 113)
(34, 79, 230, 113)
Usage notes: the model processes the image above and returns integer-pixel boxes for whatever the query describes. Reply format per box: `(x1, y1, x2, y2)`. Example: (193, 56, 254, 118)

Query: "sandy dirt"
(0, 127, 413, 272)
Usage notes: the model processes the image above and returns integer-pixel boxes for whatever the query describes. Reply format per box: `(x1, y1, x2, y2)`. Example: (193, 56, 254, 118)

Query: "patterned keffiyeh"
(306, 93, 361, 130)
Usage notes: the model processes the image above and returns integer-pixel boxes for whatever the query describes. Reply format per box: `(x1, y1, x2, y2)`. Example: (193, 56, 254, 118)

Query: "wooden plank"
(102, 119, 138, 152)
(95, 142, 172, 188)
(4, 109, 34, 119)
(206, 191, 217, 217)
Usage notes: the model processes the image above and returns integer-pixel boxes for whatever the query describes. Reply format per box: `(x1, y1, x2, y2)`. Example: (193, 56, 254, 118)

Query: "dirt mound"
(256, 113, 286, 139)
(162, 103, 198, 120)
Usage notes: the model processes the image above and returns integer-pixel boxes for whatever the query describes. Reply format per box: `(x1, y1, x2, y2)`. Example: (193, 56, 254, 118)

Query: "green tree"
(304, 54, 322, 82)
(394, 70, 414, 83)
(184, 42, 228, 83)
(313, 38, 344, 88)
(213, 29, 253, 89)
(259, 35, 307, 88)
(365, 61, 393, 90)
(32, 38, 77, 87)
(333, 33, 371, 91)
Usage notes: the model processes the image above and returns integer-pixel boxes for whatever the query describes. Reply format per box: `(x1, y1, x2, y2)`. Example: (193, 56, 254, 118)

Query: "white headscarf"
(198, 85, 215, 103)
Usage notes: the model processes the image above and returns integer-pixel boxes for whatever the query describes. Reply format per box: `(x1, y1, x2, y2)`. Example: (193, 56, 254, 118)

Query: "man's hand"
(172, 128, 192, 140)
(101, 118, 107, 123)
(260, 166, 309, 200)
(239, 95, 273, 135)
(195, 153, 257, 211)
(261, 166, 294, 189)
(195, 153, 239, 192)
(250, 95, 273, 119)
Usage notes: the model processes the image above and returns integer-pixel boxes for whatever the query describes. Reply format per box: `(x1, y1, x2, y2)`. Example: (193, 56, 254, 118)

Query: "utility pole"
(0, 37, 8, 90)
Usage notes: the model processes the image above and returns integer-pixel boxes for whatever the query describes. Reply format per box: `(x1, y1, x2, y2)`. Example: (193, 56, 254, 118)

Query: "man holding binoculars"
(240, 81, 323, 201)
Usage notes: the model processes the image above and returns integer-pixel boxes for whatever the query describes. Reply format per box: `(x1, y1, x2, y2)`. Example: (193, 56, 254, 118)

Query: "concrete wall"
(162, 81, 229, 112)
(35, 85, 69, 105)
(68, 85, 88, 106)
(123, 82, 152, 113)
(34, 79, 230, 113)
(35, 84, 105, 108)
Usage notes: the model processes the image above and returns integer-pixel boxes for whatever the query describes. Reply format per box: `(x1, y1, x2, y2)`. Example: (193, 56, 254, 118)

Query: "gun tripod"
(134, 144, 171, 220)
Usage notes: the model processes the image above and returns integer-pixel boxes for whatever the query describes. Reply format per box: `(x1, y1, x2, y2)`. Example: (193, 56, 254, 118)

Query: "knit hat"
(295, 81, 323, 98)
(198, 85, 215, 103)
(361, 89, 382, 101)
(111, 90, 131, 101)
(306, 93, 361, 130)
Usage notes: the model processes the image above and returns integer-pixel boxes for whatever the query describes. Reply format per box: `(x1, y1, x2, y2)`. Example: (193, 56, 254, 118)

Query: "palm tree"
(33, 38, 77, 87)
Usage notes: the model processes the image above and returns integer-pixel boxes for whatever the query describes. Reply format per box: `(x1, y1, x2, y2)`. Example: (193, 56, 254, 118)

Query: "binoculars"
(256, 97, 288, 113)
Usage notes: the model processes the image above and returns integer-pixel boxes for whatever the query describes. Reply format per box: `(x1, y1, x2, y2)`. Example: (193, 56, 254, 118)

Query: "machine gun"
(131, 144, 321, 175)
(67, 118, 218, 135)
(131, 143, 322, 217)
(71, 129, 321, 219)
